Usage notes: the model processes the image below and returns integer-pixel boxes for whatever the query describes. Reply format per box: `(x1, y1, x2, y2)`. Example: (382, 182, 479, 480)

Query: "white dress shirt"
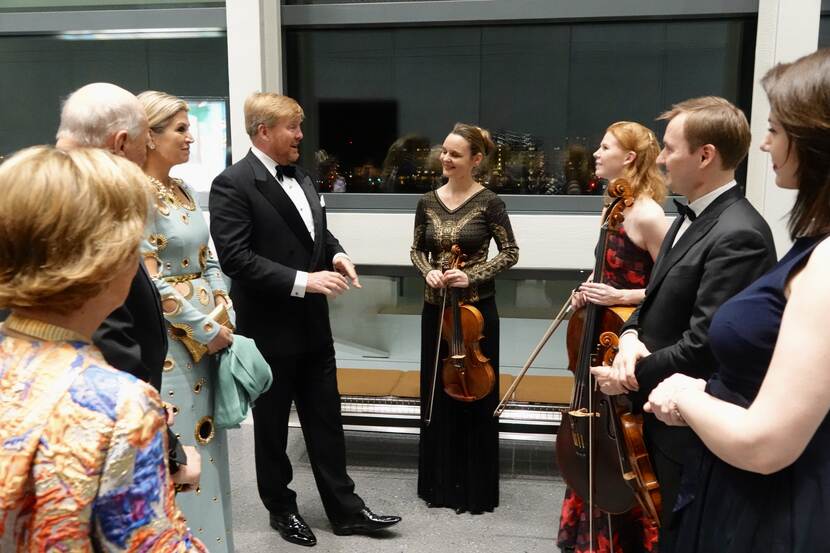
(250, 146, 349, 298)
(672, 180, 737, 246)
(623, 179, 738, 341)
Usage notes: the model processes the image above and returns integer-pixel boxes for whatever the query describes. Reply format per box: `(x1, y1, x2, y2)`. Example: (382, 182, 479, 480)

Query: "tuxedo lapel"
(296, 168, 325, 265)
(246, 151, 314, 252)
(648, 215, 683, 287)
(645, 186, 744, 297)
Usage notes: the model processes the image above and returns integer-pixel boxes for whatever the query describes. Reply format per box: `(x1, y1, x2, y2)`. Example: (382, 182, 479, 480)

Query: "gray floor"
(227, 422, 567, 552)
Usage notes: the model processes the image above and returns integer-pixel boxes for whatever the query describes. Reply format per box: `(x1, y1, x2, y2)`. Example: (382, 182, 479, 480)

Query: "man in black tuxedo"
(209, 92, 401, 547)
(53, 82, 198, 488)
(592, 96, 776, 550)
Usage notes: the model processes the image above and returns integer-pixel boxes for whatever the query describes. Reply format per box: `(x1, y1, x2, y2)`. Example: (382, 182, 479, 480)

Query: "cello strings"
(608, 513, 615, 553)
(588, 211, 613, 552)
(588, 357, 594, 553)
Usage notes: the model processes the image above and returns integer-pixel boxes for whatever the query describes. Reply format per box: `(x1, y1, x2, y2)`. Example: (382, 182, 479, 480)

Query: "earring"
(149, 142, 156, 150)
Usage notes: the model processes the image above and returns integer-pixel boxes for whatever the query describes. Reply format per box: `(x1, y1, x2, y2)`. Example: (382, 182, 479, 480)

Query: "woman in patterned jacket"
(0, 146, 205, 552)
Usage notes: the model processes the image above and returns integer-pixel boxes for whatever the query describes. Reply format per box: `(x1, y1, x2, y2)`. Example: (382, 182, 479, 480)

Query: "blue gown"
(674, 236, 830, 553)
(142, 177, 234, 552)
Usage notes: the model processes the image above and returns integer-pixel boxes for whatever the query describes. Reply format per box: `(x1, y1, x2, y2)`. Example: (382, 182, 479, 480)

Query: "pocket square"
(319, 194, 326, 208)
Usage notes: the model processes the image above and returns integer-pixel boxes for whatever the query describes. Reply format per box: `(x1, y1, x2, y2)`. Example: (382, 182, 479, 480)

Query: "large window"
(0, 34, 229, 158)
(0, 1, 223, 9)
(286, 18, 754, 195)
(821, 14, 830, 48)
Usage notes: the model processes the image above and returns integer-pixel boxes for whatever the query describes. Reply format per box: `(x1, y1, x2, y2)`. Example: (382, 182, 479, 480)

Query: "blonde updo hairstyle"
(450, 122, 496, 181)
(137, 90, 189, 137)
(606, 121, 666, 203)
(0, 146, 149, 313)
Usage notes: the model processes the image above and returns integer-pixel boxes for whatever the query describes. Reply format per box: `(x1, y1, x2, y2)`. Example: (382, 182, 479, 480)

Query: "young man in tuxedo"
(209, 93, 401, 547)
(592, 96, 776, 551)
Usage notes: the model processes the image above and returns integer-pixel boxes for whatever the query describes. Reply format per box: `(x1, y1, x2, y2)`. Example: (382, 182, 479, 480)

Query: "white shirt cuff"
(332, 252, 350, 265)
(620, 329, 639, 340)
(291, 270, 308, 298)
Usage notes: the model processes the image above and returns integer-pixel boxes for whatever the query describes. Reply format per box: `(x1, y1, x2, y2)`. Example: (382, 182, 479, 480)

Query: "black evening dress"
(674, 235, 830, 553)
(410, 188, 519, 513)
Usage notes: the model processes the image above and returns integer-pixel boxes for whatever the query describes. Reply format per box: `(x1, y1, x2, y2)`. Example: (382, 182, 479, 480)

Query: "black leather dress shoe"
(269, 512, 317, 547)
(331, 507, 402, 536)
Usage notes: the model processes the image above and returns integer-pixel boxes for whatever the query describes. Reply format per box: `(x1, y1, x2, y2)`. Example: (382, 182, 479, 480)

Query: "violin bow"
(492, 291, 575, 417)
(424, 287, 449, 426)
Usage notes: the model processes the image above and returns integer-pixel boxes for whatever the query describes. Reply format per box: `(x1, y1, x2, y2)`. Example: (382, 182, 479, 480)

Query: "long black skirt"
(417, 296, 500, 513)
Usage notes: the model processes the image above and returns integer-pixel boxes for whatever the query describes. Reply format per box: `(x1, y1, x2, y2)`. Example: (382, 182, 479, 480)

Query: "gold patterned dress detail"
(141, 177, 234, 551)
(411, 188, 519, 304)
(410, 187, 519, 513)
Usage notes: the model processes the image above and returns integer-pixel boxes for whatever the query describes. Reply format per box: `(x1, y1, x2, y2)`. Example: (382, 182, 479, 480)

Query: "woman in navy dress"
(644, 48, 830, 552)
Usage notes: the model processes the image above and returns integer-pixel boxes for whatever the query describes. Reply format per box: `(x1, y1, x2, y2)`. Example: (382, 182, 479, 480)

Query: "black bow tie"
(673, 199, 697, 221)
(275, 165, 296, 182)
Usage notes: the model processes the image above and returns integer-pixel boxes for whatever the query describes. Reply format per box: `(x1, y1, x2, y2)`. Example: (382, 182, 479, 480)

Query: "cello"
(425, 245, 496, 424)
(555, 179, 662, 535)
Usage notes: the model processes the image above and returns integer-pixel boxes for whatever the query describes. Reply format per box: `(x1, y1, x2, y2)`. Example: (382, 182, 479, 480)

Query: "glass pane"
(329, 275, 574, 377)
(820, 14, 830, 48)
(0, 1, 223, 10)
(284, 0, 452, 4)
(0, 34, 229, 157)
(285, 18, 753, 195)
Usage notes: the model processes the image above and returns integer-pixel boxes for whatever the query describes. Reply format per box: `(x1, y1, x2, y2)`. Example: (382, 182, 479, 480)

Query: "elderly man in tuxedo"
(592, 96, 776, 552)
(47, 82, 200, 488)
(209, 92, 401, 547)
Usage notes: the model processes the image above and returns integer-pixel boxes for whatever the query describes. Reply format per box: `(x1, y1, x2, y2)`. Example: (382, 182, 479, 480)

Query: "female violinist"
(411, 123, 519, 514)
(559, 121, 669, 553)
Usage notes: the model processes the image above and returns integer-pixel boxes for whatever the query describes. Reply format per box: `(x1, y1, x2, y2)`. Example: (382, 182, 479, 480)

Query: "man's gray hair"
(55, 83, 146, 146)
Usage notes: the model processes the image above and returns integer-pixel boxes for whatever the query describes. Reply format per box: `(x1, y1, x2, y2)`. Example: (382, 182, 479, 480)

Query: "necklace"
(3, 313, 90, 343)
(147, 175, 196, 211)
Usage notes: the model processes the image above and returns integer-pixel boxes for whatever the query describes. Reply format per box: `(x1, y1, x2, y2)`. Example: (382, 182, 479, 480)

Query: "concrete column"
(225, 0, 282, 163)
(745, 0, 821, 256)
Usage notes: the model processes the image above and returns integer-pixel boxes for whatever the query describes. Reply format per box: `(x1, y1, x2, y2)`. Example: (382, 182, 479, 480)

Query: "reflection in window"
(286, 19, 752, 195)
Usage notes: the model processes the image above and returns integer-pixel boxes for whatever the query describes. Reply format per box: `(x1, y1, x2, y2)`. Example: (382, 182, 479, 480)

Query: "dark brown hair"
(451, 122, 496, 180)
(763, 49, 830, 238)
(658, 96, 751, 170)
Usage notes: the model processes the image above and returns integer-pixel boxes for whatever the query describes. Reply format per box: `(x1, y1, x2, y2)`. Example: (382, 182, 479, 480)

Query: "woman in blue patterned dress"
(138, 90, 235, 551)
(644, 48, 830, 552)
(0, 146, 205, 552)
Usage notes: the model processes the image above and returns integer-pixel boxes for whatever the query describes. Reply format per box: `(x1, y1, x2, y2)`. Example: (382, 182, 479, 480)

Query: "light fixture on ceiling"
(58, 28, 224, 40)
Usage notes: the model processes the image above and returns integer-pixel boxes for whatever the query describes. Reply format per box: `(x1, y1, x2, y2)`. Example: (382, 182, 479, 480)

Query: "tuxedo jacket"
(93, 263, 168, 390)
(209, 150, 345, 359)
(2, 265, 168, 389)
(623, 185, 776, 462)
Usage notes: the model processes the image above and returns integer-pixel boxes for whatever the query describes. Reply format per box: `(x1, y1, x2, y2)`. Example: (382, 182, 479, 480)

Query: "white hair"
(55, 83, 146, 146)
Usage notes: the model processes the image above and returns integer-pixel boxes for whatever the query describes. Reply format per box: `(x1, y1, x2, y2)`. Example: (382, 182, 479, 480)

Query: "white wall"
(329, 211, 675, 270)
(745, 0, 821, 256)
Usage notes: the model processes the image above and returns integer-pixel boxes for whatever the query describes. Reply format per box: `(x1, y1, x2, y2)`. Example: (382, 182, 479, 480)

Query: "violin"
(556, 178, 662, 532)
(424, 245, 496, 424)
(440, 245, 496, 402)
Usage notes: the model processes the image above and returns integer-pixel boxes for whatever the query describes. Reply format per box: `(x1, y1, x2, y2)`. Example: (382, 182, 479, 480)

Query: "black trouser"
(253, 344, 365, 522)
(645, 432, 684, 553)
